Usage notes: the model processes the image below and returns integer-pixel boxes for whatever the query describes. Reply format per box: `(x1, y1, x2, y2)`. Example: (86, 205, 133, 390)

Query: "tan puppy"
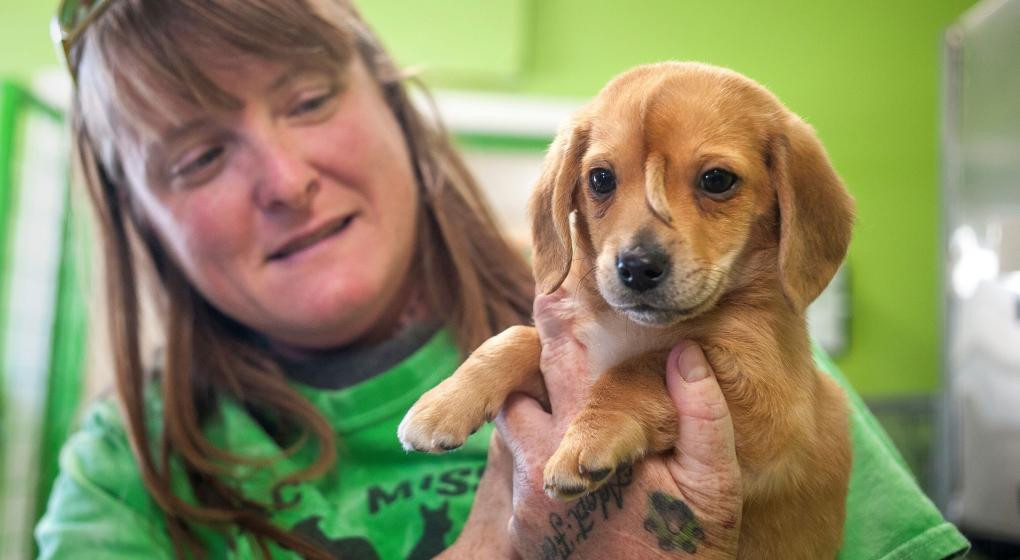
(399, 61, 854, 558)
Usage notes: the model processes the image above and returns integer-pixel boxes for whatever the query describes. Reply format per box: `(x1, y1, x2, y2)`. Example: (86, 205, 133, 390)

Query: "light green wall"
(0, 1, 979, 396)
(0, 1, 61, 82)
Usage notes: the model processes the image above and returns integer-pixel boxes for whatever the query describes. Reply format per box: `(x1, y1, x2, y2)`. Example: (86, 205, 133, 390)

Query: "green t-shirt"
(36, 330, 968, 559)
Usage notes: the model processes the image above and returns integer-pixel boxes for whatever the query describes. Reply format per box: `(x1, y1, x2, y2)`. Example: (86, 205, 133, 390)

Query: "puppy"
(399, 61, 854, 558)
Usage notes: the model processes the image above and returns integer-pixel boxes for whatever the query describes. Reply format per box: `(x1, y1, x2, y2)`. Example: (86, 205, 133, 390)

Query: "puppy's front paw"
(543, 412, 648, 500)
(397, 378, 499, 454)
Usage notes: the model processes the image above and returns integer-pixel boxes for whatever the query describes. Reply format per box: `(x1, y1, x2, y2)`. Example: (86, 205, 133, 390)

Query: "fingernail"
(677, 344, 709, 382)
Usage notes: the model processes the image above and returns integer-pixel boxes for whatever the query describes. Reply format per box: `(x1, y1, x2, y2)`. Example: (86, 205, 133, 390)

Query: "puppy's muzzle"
(616, 244, 670, 292)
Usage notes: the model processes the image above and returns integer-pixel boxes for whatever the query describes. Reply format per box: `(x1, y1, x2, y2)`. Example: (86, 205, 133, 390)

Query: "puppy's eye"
(699, 168, 738, 197)
(589, 168, 616, 196)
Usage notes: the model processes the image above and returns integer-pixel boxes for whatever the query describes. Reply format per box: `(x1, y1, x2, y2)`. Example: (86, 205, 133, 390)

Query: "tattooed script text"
(541, 465, 635, 560)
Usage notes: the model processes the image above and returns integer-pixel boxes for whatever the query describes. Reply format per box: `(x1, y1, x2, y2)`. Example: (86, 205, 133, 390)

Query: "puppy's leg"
(398, 325, 543, 453)
(543, 351, 677, 500)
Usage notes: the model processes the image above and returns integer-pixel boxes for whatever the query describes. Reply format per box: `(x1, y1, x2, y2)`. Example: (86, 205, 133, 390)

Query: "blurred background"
(1, 0, 1018, 558)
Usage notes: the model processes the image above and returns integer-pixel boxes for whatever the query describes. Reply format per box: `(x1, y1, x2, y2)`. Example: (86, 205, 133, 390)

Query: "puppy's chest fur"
(576, 310, 681, 379)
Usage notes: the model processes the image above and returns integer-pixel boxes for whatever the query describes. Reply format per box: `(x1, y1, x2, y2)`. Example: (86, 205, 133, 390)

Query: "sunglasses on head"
(51, 0, 115, 83)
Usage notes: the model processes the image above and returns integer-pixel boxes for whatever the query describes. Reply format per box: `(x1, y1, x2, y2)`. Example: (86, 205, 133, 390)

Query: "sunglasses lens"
(57, 0, 101, 36)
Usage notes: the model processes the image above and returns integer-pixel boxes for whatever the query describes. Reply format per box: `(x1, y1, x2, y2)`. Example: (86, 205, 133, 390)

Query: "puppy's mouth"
(604, 272, 727, 326)
(616, 303, 696, 326)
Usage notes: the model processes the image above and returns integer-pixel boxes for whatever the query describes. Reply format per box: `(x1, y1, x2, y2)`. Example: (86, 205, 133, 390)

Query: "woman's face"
(119, 57, 420, 351)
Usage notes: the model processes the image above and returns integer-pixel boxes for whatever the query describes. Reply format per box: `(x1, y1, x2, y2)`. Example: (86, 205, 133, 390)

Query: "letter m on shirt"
(368, 481, 412, 514)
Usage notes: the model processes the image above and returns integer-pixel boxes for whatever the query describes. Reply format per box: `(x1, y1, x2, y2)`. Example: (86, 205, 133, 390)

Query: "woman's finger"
(495, 392, 555, 459)
(468, 431, 513, 521)
(532, 288, 589, 424)
(483, 430, 514, 484)
(532, 289, 572, 335)
(494, 393, 557, 497)
(664, 342, 740, 480)
(442, 431, 516, 558)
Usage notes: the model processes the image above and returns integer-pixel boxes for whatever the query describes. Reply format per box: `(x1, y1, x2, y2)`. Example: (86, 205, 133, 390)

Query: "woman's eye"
(698, 168, 738, 197)
(290, 89, 336, 117)
(589, 167, 617, 196)
(175, 145, 224, 178)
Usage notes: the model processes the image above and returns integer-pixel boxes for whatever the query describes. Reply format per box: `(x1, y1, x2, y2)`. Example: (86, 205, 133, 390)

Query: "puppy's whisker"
(578, 265, 599, 290)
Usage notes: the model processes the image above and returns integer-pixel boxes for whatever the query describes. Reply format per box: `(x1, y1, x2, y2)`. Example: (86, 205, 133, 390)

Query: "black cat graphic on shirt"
(292, 500, 453, 560)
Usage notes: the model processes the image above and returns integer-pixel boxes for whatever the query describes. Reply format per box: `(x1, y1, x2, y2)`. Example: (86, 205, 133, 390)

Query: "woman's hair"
(70, 0, 534, 557)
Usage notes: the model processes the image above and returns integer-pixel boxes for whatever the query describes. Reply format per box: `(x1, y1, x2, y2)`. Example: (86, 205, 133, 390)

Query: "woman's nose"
(252, 132, 320, 213)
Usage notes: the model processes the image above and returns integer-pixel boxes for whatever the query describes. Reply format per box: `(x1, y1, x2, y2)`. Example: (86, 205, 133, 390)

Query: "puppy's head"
(529, 62, 854, 325)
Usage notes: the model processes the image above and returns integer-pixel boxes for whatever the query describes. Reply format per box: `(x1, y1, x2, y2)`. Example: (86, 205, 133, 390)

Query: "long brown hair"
(70, 0, 533, 557)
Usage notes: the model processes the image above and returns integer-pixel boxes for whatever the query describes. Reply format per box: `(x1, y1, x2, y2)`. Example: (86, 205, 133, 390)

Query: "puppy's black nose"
(616, 246, 669, 292)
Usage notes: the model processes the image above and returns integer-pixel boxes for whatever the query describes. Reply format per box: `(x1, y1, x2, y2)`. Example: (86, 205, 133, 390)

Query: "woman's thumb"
(665, 342, 739, 476)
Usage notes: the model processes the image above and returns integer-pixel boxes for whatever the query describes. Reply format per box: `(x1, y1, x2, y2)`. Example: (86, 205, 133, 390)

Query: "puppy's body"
(400, 62, 853, 558)
(568, 252, 850, 559)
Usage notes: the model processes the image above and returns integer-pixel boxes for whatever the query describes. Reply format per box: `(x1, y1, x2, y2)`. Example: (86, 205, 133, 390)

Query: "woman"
(38, 0, 744, 558)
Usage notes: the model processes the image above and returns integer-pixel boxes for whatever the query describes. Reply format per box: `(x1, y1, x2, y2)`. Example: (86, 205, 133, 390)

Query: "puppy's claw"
(543, 453, 597, 501)
(545, 481, 588, 501)
(437, 440, 463, 452)
(401, 440, 424, 453)
(584, 467, 613, 483)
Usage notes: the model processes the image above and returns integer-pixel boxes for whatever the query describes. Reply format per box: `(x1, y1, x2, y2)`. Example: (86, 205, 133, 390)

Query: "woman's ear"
(772, 117, 856, 311)
(528, 113, 591, 294)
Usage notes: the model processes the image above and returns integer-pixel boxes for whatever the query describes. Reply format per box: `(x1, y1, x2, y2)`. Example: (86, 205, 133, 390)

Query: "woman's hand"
(496, 289, 743, 559)
(438, 430, 519, 559)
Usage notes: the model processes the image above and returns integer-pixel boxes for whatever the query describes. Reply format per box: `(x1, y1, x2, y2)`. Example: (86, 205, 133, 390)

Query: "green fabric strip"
(454, 131, 551, 153)
(0, 79, 25, 556)
(882, 523, 971, 560)
(35, 174, 87, 531)
(0, 82, 84, 557)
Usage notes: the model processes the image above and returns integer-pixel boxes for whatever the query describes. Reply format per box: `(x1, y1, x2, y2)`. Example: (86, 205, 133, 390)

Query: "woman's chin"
(260, 282, 404, 350)
(261, 313, 375, 354)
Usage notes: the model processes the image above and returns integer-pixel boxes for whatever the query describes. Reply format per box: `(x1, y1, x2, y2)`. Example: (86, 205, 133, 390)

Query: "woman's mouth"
(267, 214, 357, 261)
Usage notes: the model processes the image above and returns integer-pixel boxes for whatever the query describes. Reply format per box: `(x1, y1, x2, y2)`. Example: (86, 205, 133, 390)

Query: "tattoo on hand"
(540, 465, 634, 560)
(643, 492, 705, 554)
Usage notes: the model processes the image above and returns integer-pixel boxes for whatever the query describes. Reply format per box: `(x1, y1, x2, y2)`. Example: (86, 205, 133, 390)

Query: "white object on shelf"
(948, 277, 1020, 539)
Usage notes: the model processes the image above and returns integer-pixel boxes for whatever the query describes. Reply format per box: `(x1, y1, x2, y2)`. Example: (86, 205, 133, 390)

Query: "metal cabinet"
(940, 0, 1020, 542)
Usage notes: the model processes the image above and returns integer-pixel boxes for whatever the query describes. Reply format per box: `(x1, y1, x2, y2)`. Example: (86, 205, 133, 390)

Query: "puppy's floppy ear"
(772, 117, 855, 311)
(528, 113, 591, 294)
